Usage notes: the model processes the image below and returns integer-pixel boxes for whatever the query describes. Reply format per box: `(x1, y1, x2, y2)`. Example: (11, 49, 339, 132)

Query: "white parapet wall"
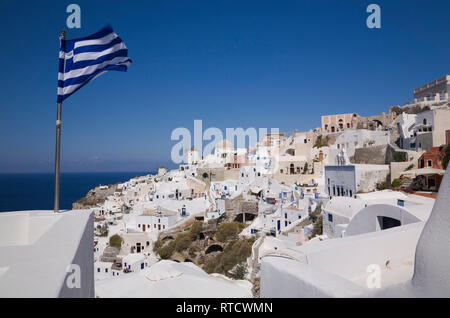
(0, 210, 94, 297)
(260, 222, 424, 297)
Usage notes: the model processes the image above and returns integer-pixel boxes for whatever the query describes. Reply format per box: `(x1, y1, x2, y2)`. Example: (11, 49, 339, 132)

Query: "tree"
(440, 145, 450, 170)
(313, 135, 329, 148)
(189, 221, 203, 240)
(204, 239, 252, 276)
(174, 234, 192, 252)
(393, 152, 407, 162)
(391, 178, 402, 188)
(153, 239, 163, 252)
(302, 162, 308, 174)
(230, 262, 247, 280)
(390, 106, 403, 115)
(310, 215, 323, 238)
(109, 234, 122, 248)
(159, 244, 175, 259)
(215, 222, 245, 243)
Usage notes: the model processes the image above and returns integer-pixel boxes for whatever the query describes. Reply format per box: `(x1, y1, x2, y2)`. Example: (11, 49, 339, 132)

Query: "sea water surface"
(0, 172, 152, 212)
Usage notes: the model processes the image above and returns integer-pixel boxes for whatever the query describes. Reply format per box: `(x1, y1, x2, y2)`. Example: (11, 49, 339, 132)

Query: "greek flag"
(57, 26, 131, 102)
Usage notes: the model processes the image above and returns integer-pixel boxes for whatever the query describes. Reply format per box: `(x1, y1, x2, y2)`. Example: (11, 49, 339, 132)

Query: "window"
(427, 160, 432, 167)
(328, 214, 333, 222)
(333, 186, 336, 196)
(428, 178, 436, 187)
(105, 268, 108, 273)
(97, 268, 100, 273)
(284, 213, 287, 219)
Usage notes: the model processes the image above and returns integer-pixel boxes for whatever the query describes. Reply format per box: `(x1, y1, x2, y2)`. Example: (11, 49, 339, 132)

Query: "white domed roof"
(144, 261, 183, 281)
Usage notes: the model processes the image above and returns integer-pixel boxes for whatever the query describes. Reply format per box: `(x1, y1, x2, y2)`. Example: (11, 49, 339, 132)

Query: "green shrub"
(188, 244, 200, 258)
(302, 162, 308, 174)
(109, 234, 122, 248)
(153, 239, 163, 252)
(230, 262, 247, 280)
(204, 239, 252, 276)
(393, 152, 407, 162)
(159, 243, 175, 259)
(390, 106, 403, 115)
(216, 222, 245, 243)
(440, 145, 450, 170)
(377, 182, 388, 190)
(174, 234, 192, 252)
(406, 164, 414, 171)
(313, 135, 329, 148)
(391, 178, 402, 188)
(189, 221, 203, 240)
(310, 215, 323, 238)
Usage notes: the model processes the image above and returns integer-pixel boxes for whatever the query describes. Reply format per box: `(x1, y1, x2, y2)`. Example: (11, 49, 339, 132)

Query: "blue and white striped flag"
(57, 26, 131, 102)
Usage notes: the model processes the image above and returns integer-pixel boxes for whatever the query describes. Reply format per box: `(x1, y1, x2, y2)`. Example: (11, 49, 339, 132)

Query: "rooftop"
(0, 210, 94, 297)
(95, 260, 252, 298)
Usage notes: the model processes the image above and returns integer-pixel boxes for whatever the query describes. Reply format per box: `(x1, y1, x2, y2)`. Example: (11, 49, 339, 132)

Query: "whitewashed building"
(325, 164, 389, 197)
(135, 206, 179, 233)
(122, 253, 147, 272)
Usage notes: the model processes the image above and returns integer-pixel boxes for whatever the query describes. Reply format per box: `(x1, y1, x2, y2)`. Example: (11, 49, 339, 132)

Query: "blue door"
(277, 220, 281, 231)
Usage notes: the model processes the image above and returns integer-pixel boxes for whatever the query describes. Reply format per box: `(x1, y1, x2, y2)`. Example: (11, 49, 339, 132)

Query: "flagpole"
(54, 29, 66, 213)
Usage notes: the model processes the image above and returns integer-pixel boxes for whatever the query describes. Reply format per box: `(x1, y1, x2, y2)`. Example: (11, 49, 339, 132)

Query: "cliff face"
(72, 184, 118, 210)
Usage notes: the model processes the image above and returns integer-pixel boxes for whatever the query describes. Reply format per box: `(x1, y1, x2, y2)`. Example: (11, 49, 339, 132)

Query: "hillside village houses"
(32, 74, 447, 297)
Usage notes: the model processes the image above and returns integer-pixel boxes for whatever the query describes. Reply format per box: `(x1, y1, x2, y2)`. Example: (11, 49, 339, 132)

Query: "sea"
(0, 172, 154, 212)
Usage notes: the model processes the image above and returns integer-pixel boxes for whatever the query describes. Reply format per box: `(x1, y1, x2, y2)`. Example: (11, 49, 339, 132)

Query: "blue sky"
(0, 0, 449, 172)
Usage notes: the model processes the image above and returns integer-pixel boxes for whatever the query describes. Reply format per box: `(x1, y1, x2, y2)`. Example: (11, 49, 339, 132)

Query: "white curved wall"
(345, 204, 421, 237)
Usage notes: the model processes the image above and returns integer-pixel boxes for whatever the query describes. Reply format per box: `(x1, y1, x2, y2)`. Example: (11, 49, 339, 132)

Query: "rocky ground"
(72, 183, 120, 209)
